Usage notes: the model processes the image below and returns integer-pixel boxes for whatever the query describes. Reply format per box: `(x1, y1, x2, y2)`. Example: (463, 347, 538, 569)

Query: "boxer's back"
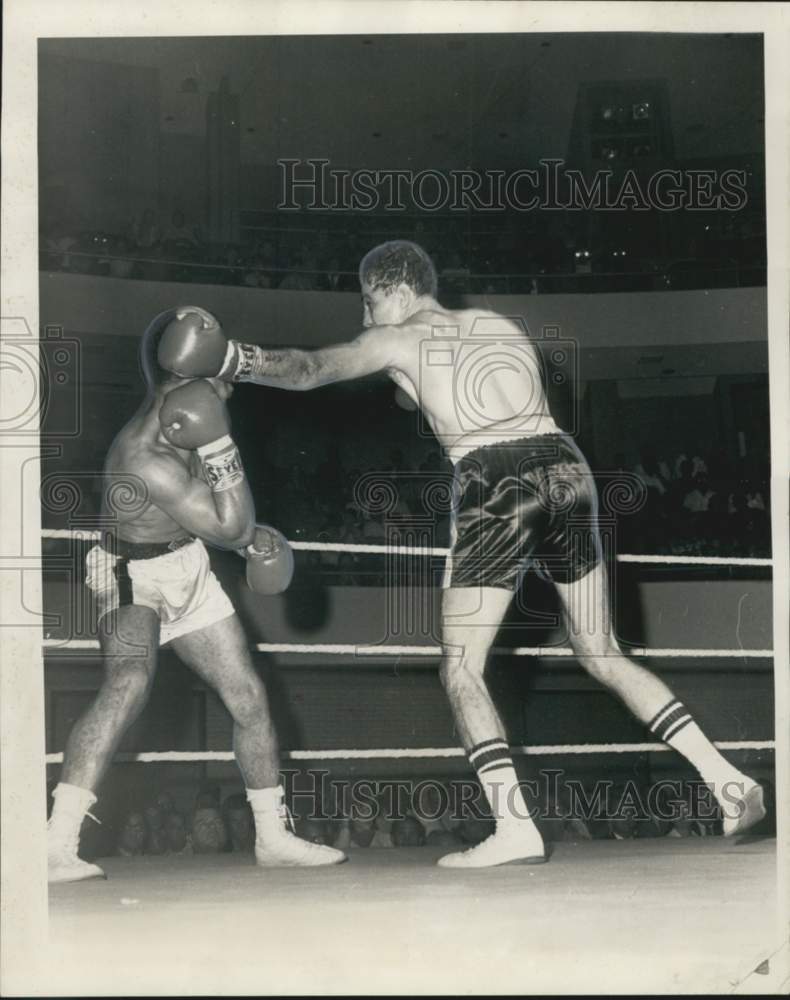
(392, 307, 559, 462)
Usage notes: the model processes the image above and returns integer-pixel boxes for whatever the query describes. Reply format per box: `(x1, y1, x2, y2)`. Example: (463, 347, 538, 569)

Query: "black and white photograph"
(1, 1, 789, 995)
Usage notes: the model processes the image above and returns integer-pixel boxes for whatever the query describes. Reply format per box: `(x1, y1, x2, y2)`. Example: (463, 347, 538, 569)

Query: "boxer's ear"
(395, 282, 414, 311)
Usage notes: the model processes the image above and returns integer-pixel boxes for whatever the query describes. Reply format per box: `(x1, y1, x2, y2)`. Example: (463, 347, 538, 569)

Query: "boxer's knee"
(225, 674, 269, 729)
(102, 659, 153, 716)
(439, 650, 487, 697)
(575, 647, 621, 686)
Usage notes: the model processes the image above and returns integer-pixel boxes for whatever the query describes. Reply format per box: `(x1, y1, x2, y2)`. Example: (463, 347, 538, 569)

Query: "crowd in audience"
(623, 444, 770, 558)
(253, 437, 770, 586)
(62, 771, 775, 863)
(39, 204, 765, 295)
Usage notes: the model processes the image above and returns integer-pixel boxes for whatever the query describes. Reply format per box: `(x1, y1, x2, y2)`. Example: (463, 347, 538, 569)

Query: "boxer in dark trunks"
(448, 434, 601, 590)
(47, 307, 346, 883)
(158, 244, 766, 867)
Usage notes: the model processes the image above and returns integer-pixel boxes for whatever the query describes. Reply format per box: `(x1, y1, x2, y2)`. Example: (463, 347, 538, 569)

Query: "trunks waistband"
(100, 534, 195, 561)
(452, 431, 567, 465)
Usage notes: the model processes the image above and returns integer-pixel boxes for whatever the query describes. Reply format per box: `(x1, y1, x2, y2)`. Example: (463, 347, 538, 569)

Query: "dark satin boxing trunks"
(448, 433, 603, 590)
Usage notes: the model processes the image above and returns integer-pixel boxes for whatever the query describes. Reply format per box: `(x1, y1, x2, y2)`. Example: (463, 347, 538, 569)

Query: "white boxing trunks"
(85, 537, 235, 645)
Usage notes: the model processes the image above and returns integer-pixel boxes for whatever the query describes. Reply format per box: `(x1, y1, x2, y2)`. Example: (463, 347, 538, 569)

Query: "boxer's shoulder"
(107, 432, 190, 503)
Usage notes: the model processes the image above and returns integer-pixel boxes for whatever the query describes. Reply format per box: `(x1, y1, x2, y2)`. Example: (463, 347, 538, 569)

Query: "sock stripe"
(471, 747, 513, 772)
(663, 715, 693, 741)
(648, 700, 682, 733)
(469, 740, 510, 767)
(653, 706, 689, 738)
(652, 710, 684, 740)
(468, 738, 508, 763)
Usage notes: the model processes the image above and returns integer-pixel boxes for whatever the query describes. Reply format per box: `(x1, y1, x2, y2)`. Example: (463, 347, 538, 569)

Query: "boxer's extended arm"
(145, 453, 255, 550)
(223, 326, 397, 390)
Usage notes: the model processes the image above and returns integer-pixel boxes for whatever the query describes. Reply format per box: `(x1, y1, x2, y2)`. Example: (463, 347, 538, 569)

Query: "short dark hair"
(359, 240, 438, 298)
(138, 308, 182, 390)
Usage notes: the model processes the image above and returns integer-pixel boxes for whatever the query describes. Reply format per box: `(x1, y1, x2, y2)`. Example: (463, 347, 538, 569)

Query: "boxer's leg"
(555, 561, 764, 835)
(172, 614, 346, 865)
(49, 604, 159, 883)
(62, 604, 159, 789)
(170, 613, 277, 788)
(440, 585, 512, 749)
(437, 586, 545, 868)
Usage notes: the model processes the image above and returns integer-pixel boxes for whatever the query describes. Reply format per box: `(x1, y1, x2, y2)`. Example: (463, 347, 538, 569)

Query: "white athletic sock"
(647, 700, 753, 806)
(49, 782, 97, 849)
(246, 785, 289, 839)
(468, 739, 541, 839)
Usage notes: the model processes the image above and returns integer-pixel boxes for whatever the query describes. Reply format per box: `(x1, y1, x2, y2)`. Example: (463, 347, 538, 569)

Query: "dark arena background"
(24, 24, 786, 996)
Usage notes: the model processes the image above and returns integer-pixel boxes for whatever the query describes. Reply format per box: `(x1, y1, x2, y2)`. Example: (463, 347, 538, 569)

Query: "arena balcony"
(39, 243, 766, 295)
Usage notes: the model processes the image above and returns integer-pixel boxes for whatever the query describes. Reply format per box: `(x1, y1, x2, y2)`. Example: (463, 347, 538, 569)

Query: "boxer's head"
(359, 241, 437, 327)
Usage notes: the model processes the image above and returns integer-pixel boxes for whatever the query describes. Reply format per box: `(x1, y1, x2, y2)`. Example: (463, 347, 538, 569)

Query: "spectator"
(391, 815, 427, 847)
(369, 810, 395, 848)
(117, 811, 147, 856)
(191, 806, 227, 854)
(325, 255, 355, 292)
(350, 816, 375, 848)
(458, 816, 495, 845)
(332, 817, 353, 850)
(164, 811, 191, 854)
(746, 485, 766, 511)
(195, 785, 222, 810)
(163, 209, 200, 246)
(279, 251, 319, 291)
(155, 789, 175, 814)
(143, 802, 168, 855)
(222, 793, 255, 853)
(131, 208, 161, 250)
(413, 782, 461, 844)
(296, 818, 332, 846)
(108, 235, 136, 279)
(634, 448, 669, 497)
(682, 473, 716, 513)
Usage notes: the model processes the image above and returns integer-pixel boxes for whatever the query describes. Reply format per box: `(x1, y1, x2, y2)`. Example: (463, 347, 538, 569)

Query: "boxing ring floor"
(45, 836, 781, 995)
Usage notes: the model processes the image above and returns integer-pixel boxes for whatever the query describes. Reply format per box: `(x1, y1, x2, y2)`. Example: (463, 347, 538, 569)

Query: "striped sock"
(647, 699, 748, 803)
(468, 739, 535, 830)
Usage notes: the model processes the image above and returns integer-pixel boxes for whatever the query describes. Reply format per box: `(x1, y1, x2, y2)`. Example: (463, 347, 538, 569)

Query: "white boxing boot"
(438, 821, 547, 869)
(48, 783, 106, 884)
(247, 785, 347, 867)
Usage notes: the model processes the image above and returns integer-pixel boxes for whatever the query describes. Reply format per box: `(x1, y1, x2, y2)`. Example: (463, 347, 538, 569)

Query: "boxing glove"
(159, 379, 231, 451)
(157, 306, 234, 379)
(243, 525, 294, 595)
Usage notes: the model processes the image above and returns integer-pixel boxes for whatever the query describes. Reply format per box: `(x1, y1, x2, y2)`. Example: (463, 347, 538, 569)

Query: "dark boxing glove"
(159, 380, 245, 492)
(243, 524, 294, 595)
(157, 306, 236, 379)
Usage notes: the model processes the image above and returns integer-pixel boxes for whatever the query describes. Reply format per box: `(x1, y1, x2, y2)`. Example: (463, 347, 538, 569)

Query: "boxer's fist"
(244, 525, 294, 595)
(157, 307, 232, 379)
(159, 379, 231, 451)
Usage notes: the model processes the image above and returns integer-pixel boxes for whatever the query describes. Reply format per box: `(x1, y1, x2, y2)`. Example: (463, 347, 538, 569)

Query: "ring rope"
(43, 738, 775, 765)
(40, 529, 772, 567)
(41, 638, 773, 658)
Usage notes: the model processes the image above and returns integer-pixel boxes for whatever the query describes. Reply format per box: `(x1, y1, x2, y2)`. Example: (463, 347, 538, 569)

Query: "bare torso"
(101, 402, 196, 543)
(384, 307, 559, 462)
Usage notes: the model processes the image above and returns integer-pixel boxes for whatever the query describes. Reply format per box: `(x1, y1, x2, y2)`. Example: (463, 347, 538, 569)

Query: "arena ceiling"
(41, 32, 765, 169)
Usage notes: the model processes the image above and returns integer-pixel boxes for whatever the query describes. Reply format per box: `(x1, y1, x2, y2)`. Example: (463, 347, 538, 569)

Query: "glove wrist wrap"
(197, 436, 245, 492)
(221, 340, 257, 382)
